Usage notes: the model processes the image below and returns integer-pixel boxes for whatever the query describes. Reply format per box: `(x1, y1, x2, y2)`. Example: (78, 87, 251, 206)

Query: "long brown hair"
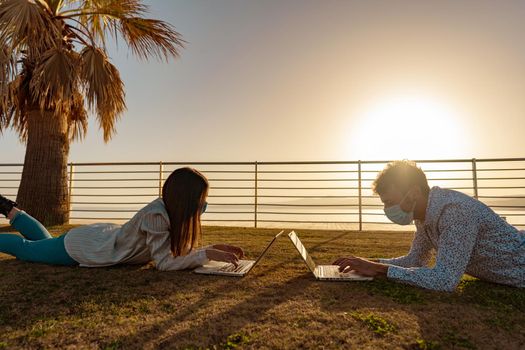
(162, 167, 209, 256)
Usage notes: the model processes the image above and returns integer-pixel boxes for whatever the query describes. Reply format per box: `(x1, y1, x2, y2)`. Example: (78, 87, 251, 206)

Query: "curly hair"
(372, 160, 430, 196)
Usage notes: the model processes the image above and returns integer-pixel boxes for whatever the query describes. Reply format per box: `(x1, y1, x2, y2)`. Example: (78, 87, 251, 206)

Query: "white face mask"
(384, 191, 416, 225)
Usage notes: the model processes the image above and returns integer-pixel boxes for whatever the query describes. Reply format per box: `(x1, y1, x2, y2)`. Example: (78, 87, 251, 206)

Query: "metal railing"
(2, 158, 525, 230)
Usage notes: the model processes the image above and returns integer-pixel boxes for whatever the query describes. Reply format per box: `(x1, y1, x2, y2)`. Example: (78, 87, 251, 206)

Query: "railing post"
(358, 161, 362, 231)
(158, 161, 163, 197)
(471, 158, 478, 199)
(68, 162, 74, 223)
(254, 161, 258, 228)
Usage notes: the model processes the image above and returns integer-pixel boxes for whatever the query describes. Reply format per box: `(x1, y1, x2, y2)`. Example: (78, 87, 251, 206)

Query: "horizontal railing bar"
(71, 186, 160, 189)
(208, 179, 254, 182)
(69, 178, 158, 182)
(70, 206, 525, 212)
(191, 170, 255, 174)
(477, 186, 525, 189)
(256, 204, 356, 207)
(66, 167, 525, 175)
(257, 195, 358, 198)
(208, 203, 255, 206)
(417, 177, 474, 181)
(202, 219, 255, 222)
(207, 195, 255, 198)
(71, 162, 256, 166)
(2, 158, 525, 169)
(476, 168, 525, 172)
(73, 171, 159, 174)
(71, 218, 281, 223)
(210, 187, 254, 190)
(441, 187, 475, 190)
(255, 219, 360, 224)
(71, 194, 158, 197)
(71, 202, 151, 205)
(250, 179, 359, 182)
(492, 213, 525, 216)
(253, 158, 525, 164)
(363, 221, 397, 225)
(478, 195, 525, 199)
(257, 187, 360, 190)
(70, 217, 132, 220)
(406, 169, 472, 173)
(257, 211, 359, 215)
(204, 212, 254, 214)
(490, 205, 525, 208)
(477, 177, 525, 180)
(71, 209, 139, 212)
(361, 177, 474, 181)
(258, 170, 358, 174)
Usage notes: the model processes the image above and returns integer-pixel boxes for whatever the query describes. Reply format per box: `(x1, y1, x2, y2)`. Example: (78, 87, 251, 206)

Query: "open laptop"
(288, 231, 373, 281)
(193, 230, 284, 277)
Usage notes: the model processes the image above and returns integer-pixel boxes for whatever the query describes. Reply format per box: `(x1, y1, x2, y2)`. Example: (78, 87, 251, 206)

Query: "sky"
(3, 0, 525, 163)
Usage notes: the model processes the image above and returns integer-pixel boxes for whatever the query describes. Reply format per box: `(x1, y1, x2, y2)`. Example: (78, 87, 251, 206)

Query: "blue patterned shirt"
(380, 187, 525, 292)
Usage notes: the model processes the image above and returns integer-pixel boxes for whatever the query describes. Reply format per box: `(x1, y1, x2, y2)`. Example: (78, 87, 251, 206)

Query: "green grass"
(413, 339, 441, 350)
(0, 225, 524, 349)
(350, 311, 397, 336)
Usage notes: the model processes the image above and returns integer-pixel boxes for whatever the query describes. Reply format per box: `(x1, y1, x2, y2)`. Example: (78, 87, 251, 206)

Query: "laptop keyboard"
(218, 261, 249, 273)
(319, 265, 340, 277)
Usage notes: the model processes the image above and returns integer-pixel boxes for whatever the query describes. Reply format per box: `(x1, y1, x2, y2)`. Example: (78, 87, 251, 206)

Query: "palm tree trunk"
(16, 108, 70, 226)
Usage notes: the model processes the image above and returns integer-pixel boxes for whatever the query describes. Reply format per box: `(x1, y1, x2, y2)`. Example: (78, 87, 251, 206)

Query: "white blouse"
(64, 198, 209, 270)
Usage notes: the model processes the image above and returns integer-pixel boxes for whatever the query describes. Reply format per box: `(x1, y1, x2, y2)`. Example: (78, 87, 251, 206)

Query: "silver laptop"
(193, 230, 284, 277)
(288, 231, 373, 281)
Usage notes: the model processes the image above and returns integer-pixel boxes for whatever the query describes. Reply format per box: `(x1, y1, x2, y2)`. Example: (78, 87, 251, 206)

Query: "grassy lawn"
(0, 225, 524, 349)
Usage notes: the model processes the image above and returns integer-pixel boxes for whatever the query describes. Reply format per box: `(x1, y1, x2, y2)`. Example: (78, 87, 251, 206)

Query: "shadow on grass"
(1, 226, 524, 349)
(317, 275, 525, 350)
(107, 232, 358, 348)
(0, 258, 209, 347)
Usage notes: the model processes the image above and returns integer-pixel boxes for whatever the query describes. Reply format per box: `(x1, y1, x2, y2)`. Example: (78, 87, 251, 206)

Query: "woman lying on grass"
(0, 167, 243, 270)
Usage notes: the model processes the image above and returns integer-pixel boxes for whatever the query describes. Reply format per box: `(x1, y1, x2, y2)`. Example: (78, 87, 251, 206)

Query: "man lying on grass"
(334, 160, 525, 292)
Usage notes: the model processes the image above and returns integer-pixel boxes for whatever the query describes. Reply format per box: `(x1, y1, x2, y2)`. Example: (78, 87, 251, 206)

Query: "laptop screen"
(288, 231, 317, 273)
(250, 230, 284, 268)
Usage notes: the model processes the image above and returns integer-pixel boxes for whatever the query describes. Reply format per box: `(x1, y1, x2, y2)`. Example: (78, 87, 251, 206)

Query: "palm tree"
(0, 0, 184, 225)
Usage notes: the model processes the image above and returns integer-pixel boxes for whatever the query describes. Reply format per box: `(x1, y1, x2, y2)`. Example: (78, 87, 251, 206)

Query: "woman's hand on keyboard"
(206, 248, 240, 267)
(212, 244, 245, 259)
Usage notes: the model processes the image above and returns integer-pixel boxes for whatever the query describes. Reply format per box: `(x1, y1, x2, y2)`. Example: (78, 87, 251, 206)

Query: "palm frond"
(118, 17, 184, 61)
(0, 0, 60, 56)
(0, 39, 17, 82)
(63, 0, 148, 46)
(67, 89, 88, 141)
(0, 42, 18, 130)
(42, 0, 65, 15)
(9, 77, 29, 141)
(30, 46, 80, 114)
(80, 46, 125, 142)
(59, 0, 183, 61)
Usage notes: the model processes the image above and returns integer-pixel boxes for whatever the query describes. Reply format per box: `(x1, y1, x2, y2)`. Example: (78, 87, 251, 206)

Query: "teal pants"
(0, 211, 77, 266)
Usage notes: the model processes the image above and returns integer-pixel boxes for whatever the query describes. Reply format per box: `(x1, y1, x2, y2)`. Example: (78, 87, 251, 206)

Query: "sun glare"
(347, 94, 469, 160)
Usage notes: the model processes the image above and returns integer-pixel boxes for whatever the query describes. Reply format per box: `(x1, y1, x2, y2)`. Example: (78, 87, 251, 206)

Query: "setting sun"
(347, 93, 470, 160)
